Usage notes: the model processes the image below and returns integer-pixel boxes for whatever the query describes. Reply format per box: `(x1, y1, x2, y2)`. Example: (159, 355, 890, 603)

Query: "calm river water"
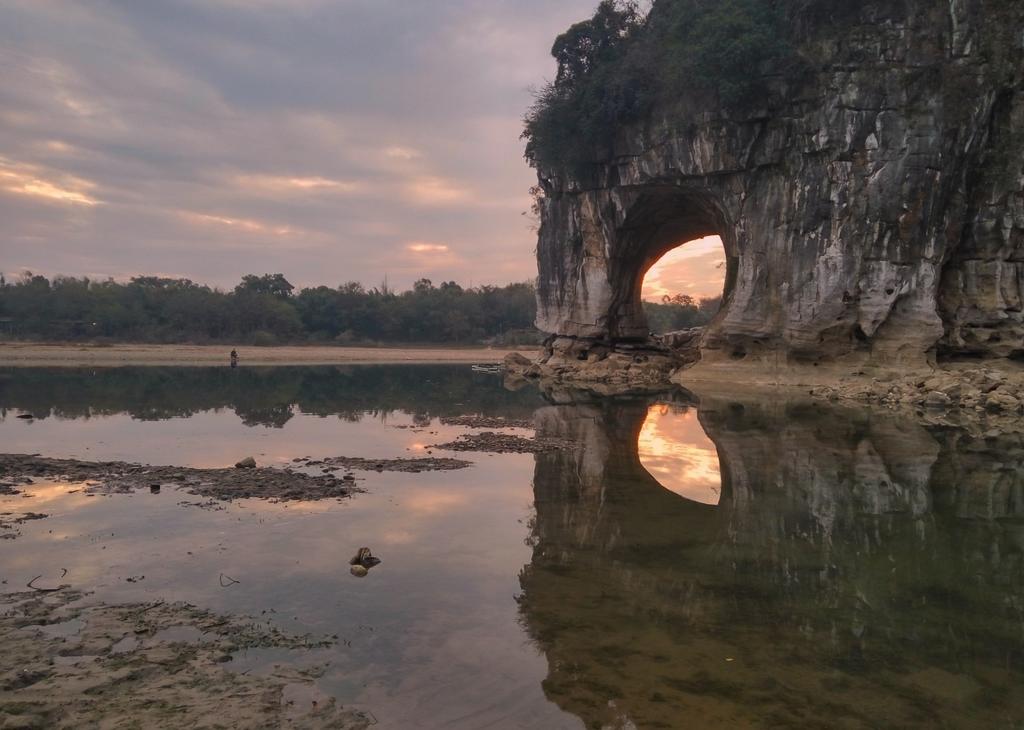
(1, 365, 1022, 729)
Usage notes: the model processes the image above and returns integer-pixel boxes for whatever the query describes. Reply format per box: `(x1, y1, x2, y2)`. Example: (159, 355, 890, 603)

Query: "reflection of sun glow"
(403, 489, 470, 516)
(637, 405, 721, 505)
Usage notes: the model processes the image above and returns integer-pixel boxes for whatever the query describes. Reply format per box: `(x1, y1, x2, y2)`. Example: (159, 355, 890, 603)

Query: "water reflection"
(0, 365, 541, 427)
(638, 403, 721, 504)
(2, 367, 1022, 728)
(522, 390, 1024, 729)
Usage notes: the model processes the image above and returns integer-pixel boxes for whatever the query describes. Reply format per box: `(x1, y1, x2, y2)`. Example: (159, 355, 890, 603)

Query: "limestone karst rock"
(532, 0, 1024, 371)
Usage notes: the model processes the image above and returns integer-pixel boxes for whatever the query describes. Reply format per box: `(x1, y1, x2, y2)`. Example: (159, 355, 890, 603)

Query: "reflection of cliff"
(0, 366, 544, 427)
(521, 392, 1024, 729)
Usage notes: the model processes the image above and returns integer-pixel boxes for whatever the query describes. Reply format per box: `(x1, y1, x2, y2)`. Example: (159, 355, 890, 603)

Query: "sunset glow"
(641, 235, 726, 301)
(406, 242, 451, 254)
(637, 403, 721, 505)
(0, 159, 101, 207)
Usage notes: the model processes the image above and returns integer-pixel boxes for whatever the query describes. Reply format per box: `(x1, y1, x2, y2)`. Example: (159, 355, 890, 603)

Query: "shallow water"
(1, 365, 1022, 729)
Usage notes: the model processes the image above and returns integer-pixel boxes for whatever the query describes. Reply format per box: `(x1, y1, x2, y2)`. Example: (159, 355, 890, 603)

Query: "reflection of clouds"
(5, 481, 95, 522)
(379, 530, 416, 545)
(402, 489, 470, 516)
(637, 405, 721, 505)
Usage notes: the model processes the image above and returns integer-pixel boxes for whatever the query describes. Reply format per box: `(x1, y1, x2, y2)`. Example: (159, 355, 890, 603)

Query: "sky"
(1, 0, 723, 298)
(641, 235, 725, 302)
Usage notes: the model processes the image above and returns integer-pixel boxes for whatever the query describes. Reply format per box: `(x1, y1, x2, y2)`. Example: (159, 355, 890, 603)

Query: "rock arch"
(597, 186, 734, 342)
(532, 1, 1023, 374)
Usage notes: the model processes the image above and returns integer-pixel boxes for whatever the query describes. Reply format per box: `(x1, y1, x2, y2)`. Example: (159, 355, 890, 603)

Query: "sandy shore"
(0, 342, 528, 367)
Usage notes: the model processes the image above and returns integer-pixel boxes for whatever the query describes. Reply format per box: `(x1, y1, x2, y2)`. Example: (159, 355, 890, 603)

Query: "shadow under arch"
(606, 186, 738, 341)
(520, 388, 1024, 729)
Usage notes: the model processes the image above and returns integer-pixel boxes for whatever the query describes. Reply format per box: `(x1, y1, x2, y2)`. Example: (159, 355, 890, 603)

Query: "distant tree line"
(0, 271, 719, 345)
(0, 272, 538, 346)
(643, 294, 721, 333)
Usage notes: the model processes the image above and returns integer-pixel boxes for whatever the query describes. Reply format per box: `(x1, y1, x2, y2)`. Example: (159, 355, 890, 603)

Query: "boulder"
(234, 457, 256, 469)
(923, 391, 952, 409)
(984, 392, 1021, 413)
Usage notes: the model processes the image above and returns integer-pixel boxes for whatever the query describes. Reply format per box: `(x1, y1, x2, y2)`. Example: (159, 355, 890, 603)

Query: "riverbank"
(504, 348, 1024, 429)
(0, 342, 529, 367)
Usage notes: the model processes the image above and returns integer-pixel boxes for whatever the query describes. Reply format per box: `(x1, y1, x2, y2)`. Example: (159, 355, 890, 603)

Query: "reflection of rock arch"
(522, 391, 1024, 729)
(637, 402, 723, 505)
(533, 397, 727, 549)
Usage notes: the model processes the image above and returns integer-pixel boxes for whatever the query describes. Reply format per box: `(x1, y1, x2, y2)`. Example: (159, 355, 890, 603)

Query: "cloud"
(0, 0, 598, 289)
(232, 174, 365, 195)
(403, 176, 473, 207)
(0, 158, 102, 206)
(383, 146, 420, 161)
(181, 211, 294, 237)
(406, 242, 450, 254)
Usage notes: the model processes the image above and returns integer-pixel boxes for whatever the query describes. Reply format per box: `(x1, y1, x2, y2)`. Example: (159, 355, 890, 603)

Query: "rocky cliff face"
(533, 0, 1024, 369)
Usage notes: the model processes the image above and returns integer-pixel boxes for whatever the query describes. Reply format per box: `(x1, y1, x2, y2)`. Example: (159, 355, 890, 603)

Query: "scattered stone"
(235, 456, 257, 469)
(502, 352, 533, 370)
(349, 547, 382, 571)
(794, 365, 1024, 429)
(984, 391, 1021, 412)
(348, 547, 381, 578)
(923, 391, 952, 408)
(0, 588, 367, 728)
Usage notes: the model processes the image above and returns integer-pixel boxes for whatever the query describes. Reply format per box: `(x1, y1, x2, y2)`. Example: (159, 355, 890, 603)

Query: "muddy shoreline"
(0, 454, 364, 503)
(0, 588, 367, 729)
(0, 342, 532, 368)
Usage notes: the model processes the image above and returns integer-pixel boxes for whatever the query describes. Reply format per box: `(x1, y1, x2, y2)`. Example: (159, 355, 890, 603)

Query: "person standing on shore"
(230, 349, 238, 368)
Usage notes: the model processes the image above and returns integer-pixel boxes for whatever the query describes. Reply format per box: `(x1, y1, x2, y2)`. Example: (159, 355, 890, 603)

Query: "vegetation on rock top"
(523, 0, 794, 174)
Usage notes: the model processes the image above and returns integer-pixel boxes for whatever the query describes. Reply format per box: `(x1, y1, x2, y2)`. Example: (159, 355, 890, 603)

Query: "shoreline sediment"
(0, 342, 529, 367)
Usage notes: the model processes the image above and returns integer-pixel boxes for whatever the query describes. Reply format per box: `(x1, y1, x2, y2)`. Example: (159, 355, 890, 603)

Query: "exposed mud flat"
(0, 512, 47, 540)
(0, 342, 528, 368)
(0, 455, 361, 503)
(430, 431, 577, 454)
(438, 415, 534, 430)
(0, 588, 367, 729)
(292, 455, 472, 473)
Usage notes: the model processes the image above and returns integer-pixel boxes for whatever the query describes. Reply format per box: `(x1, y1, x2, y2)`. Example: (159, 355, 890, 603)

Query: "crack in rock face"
(532, 0, 1024, 373)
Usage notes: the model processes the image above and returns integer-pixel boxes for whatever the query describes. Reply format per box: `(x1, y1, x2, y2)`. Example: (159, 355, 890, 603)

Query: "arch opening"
(641, 235, 726, 335)
(607, 187, 736, 343)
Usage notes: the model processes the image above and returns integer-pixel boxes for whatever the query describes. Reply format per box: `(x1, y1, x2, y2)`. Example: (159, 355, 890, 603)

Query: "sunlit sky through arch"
(641, 235, 726, 302)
